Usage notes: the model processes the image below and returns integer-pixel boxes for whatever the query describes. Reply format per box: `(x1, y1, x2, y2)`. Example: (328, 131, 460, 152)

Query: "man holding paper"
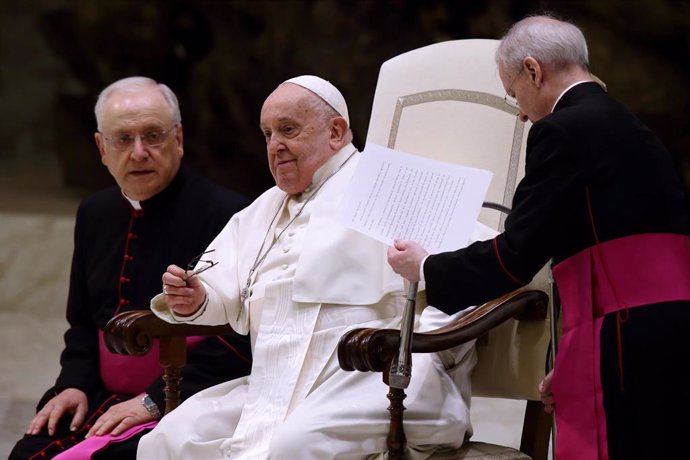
(388, 15, 690, 460)
(137, 75, 477, 459)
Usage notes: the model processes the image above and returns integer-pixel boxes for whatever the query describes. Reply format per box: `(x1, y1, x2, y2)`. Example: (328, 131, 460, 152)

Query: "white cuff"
(170, 295, 209, 322)
(419, 255, 429, 283)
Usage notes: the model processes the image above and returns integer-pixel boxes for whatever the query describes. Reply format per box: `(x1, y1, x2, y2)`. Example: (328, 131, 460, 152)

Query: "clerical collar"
(298, 144, 355, 200)
(122, 193, 142, 210)
(552, 80, 592, 113)
(119, 165, 190, 211)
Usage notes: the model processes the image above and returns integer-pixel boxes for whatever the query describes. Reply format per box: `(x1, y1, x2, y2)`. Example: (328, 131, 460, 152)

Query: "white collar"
(122, 191, 142, 210)
(551, 80, 592, 113)
(299, 143, 355, 200)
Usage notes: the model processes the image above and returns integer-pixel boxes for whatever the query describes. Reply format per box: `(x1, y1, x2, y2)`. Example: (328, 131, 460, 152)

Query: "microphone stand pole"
(389, 281, 418, 389)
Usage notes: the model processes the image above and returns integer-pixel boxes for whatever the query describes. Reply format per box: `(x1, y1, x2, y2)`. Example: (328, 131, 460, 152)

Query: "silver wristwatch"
(141, 393, 162, 419)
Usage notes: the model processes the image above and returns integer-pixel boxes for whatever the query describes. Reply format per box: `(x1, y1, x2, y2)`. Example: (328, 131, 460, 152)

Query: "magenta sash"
(98, 330, 162, 395)
(550, 233, 690, 460)
(98, 330, 206, 395)
(48, 332, 208, 460)
(51, 421, 158, 460)
(58, 332, 211, 460)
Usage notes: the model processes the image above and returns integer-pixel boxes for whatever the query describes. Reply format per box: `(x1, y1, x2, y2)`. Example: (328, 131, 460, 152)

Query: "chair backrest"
(365, 39, 552, 401)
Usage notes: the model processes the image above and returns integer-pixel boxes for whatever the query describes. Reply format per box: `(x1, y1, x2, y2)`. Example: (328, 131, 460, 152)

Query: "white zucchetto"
(283, 75, 349, 125)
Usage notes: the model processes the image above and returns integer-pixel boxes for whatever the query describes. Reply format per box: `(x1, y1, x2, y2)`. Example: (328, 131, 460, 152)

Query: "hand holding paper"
(387, 239, 429, 282)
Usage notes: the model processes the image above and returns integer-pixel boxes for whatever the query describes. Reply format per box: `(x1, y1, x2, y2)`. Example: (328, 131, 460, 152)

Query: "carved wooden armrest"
(338, 289, 548, 373)
(337, 289, 549, 459)
(104, 310, 233, 355)
(104, 310, 234, 414)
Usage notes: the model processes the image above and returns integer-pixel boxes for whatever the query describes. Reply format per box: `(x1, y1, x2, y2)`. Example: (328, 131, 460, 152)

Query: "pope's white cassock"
(137, 145, 484, 460)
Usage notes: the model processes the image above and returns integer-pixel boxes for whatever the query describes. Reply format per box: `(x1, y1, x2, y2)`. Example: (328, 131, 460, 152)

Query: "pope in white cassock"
(137, 75, 480, 459)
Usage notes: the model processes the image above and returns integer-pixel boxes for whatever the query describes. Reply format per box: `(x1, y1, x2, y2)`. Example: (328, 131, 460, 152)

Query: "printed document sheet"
(339, 143, 493, 253)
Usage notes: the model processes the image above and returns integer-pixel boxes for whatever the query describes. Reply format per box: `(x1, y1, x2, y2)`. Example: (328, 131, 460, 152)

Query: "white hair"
(94, 76, 181, 131)
(495, 15, 589, 76)
(309, 92, 354, 144)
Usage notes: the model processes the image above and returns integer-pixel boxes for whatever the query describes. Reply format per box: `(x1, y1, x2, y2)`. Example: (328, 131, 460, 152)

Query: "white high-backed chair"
(337, 39, 554, 460)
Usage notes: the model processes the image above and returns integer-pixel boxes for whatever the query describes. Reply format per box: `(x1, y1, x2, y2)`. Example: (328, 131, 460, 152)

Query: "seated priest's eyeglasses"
(186, 249, 219, 278)
(100, 124, 178, 151)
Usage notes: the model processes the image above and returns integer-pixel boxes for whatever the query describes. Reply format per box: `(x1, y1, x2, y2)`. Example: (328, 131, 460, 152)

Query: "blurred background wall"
(0, 0, 688, 203)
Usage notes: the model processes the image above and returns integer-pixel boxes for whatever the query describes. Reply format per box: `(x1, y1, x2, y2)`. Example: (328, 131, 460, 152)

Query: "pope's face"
(259, 84, 335, 195)
(95, 88, 183, 201)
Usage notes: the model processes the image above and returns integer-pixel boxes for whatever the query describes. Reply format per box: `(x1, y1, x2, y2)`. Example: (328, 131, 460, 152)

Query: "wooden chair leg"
(385, 368, 407, 459)
(159, 335, 188, 414)
(520, 400, 553, 460)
